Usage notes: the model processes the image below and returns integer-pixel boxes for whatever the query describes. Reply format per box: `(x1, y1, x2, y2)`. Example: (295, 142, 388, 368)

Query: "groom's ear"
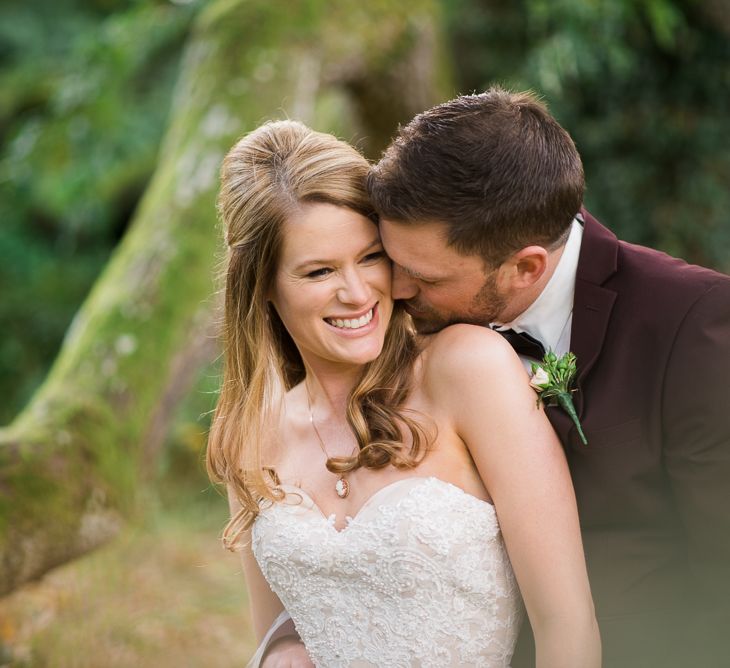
(499, 246, 549, 290)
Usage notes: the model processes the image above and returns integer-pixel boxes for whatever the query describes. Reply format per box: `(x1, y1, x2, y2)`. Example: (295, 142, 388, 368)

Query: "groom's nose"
(392, 264, 418, 300)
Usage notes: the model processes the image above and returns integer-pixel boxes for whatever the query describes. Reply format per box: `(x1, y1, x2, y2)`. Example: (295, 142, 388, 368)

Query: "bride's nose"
(337, 267, 371, 306)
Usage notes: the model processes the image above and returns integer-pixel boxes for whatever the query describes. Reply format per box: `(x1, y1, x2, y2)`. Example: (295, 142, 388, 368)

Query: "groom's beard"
(404, 272, 507, 335)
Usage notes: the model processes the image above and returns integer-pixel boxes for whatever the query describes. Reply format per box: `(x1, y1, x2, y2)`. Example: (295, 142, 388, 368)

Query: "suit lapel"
(547, 210, 618, 439)
(569, 209, 619, 418)
(571, 283, 616, 417)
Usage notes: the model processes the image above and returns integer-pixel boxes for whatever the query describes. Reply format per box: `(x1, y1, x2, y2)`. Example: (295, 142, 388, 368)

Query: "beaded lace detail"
(252, 477, 523, 667)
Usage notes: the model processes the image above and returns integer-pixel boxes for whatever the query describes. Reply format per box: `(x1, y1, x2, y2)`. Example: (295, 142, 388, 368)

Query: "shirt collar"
(493, 218, 583, 351)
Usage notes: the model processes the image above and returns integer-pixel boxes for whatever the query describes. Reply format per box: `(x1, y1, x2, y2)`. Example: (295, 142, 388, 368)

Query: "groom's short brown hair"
(367, 86, 585, 265)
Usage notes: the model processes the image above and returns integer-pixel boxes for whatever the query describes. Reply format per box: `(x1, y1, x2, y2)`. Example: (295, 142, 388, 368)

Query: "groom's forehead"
(379, 218, 450, 252)
(379, 218, 483, 275)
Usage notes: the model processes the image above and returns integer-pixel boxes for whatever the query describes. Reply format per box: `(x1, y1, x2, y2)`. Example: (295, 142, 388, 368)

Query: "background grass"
(0, 465, 256, 667)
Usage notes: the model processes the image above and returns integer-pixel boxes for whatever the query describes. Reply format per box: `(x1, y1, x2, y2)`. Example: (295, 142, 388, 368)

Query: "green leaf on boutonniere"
(530, 351, 588, 445)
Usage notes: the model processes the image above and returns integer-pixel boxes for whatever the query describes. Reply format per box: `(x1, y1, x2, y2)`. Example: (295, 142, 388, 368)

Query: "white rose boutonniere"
(530, 351, 588, 445)
(529, 366, 551, 390)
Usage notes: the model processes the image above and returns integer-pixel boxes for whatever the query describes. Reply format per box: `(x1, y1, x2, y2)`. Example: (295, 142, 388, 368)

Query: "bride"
(207, 120, 600, 667)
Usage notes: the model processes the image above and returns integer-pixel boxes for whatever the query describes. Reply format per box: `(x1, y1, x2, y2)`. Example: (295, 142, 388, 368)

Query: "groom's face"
(379, 219, 508, 334)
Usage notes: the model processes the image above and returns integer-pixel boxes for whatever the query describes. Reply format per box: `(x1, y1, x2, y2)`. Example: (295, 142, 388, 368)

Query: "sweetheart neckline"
(273, 476, 496, 533)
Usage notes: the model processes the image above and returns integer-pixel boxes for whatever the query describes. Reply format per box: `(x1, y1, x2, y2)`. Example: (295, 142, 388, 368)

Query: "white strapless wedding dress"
(252, 476, 523, 667)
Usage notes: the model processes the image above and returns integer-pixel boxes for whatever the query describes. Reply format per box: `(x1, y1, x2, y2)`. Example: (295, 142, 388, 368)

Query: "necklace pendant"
(335, 477, 350, 499)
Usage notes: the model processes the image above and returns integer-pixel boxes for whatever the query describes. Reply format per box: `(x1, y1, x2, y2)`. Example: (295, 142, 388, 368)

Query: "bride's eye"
(306, 267, 332, 279)
(362, 251, 386, 263)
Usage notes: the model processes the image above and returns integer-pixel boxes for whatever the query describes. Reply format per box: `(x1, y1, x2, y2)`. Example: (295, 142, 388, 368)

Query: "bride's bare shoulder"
(423, 323, 516, 366)
(420, 324, 523, 396)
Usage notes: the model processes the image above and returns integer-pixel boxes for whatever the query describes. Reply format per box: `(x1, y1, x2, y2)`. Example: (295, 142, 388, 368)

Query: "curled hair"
(368, 86, 584, 265)
(207, 120, 426, 548)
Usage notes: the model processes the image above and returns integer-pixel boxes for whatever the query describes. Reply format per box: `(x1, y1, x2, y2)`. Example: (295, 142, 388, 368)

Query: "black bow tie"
(494, 328, 546, 360)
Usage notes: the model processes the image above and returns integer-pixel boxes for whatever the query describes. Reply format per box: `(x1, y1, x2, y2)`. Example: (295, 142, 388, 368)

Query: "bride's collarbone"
(276, 468, 407, 519)
(271, 418, 491, 519)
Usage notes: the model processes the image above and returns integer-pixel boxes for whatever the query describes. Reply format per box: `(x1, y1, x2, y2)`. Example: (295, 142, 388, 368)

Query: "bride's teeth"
(327, 308, 374, 330)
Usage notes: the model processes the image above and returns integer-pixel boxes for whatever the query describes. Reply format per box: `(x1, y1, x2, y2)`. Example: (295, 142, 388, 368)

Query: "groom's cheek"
(390, 266, 418, 300)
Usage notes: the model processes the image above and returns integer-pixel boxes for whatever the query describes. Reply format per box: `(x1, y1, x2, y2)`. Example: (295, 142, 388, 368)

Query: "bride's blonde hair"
(207, 120, 426, 548)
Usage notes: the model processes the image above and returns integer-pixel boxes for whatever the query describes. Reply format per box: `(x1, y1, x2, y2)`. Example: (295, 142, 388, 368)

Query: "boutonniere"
(530, 351, 588, 445)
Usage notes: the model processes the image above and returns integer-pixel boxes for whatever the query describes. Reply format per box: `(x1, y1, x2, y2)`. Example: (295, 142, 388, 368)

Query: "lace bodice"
(252, 476, 523, 667)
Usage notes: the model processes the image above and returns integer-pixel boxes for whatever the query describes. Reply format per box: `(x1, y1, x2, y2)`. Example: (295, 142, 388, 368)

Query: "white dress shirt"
(492, 218, 584, 373)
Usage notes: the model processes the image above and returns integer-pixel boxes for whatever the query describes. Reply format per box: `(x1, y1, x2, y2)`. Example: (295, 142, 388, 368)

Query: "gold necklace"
(305, 382, 351, 499)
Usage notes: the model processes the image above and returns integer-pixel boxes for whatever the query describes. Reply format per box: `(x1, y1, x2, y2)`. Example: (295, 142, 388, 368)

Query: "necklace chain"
(304, 381, 352, 499)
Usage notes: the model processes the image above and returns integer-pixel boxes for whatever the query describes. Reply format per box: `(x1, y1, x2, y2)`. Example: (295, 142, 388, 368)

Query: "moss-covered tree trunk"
(0, 0, 453, 596)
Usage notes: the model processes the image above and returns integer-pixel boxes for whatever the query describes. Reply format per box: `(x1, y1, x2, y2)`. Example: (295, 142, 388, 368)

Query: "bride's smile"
(323, 303, 377, 331)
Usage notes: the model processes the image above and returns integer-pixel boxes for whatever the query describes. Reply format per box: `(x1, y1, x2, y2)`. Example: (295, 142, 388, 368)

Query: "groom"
(366, 87, 730, 667)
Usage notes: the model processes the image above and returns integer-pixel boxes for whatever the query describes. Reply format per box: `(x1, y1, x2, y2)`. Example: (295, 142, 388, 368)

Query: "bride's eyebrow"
(292, 238, 383, 272)
(359, 238, 384, 254)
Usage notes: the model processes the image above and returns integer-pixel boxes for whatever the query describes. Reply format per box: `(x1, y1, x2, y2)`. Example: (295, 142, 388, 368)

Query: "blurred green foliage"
(0, 0, 199, 424)
(1, 0, 728, 432)
(444, 0, 730, 269)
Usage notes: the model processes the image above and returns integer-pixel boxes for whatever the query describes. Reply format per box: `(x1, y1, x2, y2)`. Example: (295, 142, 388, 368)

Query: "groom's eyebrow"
(398, 264, 442, 282)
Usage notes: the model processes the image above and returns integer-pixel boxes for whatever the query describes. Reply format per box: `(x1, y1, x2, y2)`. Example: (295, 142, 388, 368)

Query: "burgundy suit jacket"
(513, 210, 730, 667)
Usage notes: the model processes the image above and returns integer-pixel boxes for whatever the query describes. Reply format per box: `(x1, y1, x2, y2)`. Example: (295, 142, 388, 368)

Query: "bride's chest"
(252, 478, 507, 590)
